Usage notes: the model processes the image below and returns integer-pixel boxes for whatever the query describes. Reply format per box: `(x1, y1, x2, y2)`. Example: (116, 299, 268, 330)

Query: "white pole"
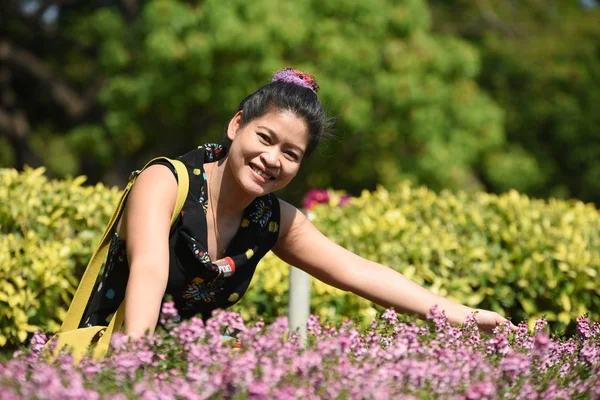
(288, 265, 310, 346)
(288, 210, 312, 346)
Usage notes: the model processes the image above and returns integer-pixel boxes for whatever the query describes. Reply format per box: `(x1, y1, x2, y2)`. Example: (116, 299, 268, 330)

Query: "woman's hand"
(473, 309, 516, 334)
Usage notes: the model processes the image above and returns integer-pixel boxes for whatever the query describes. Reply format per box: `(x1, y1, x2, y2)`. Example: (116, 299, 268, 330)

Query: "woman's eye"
(257, 133, 271, 143)
(285, 151, 299, 161)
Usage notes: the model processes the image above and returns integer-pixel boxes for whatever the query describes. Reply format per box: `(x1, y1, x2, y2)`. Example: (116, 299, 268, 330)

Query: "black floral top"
(81, 144, 281, 327)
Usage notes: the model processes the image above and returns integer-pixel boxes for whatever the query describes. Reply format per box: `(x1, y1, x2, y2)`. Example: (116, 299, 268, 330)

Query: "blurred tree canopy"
(429, 0, 600, 203)
(1, 0, 505, 203)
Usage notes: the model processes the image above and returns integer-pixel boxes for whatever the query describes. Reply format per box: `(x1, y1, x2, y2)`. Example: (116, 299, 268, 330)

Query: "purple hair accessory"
(272, 68, 319, 93)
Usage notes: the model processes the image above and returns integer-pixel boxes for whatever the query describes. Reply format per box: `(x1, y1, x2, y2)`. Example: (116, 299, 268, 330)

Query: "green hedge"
(241, 185, 600, 334)
(2, 167, 599, 346)
(0, 167, 119, 347)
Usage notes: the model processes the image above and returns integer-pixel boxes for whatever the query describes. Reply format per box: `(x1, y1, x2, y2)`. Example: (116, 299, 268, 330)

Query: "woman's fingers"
(474, 309, 517, 334)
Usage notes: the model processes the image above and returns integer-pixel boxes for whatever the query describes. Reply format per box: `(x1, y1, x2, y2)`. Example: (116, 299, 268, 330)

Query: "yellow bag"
(43, 157, 189, 364)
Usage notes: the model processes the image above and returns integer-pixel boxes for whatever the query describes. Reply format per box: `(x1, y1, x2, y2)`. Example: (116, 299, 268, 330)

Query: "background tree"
(1, 0, 504, 204)
(428, 0, 600, 203)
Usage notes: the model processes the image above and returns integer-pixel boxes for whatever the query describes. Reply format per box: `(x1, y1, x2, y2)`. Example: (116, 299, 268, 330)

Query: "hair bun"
(272, 67, 319, 93)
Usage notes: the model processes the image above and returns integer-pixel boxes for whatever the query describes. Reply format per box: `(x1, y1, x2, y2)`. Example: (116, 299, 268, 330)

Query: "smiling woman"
(222, 110, 308, 198)
(79, 68, 515, 339)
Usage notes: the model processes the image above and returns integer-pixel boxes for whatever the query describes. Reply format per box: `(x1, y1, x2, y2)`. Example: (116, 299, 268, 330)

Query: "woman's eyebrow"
(257, 125, 278, 136)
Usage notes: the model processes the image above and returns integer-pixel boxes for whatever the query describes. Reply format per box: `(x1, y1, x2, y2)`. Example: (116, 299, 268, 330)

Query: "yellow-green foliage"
(238, 185, 600, 332)
(2, 169, 599, 347)
(0, 167, 119, 347)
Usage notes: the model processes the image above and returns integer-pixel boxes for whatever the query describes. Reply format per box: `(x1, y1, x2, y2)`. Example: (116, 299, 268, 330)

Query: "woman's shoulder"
(146, 147, 210, 185)
(277, 198, 305, 218)
(274, 198, 307, 237)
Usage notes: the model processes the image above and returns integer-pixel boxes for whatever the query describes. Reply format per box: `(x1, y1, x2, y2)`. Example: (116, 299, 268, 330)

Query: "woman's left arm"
(272, 200, 512, 333)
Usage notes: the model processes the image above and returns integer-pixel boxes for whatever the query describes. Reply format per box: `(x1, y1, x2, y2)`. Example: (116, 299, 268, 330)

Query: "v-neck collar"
(198, 144, 273, 265)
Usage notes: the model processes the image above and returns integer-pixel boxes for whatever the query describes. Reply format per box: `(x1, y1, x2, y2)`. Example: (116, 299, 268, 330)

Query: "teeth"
(251, 165, 271, 180)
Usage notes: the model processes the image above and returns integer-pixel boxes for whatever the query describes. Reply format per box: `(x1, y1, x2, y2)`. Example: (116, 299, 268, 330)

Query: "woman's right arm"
(119, 164, 177, 339)
(273, 200, 513, 333)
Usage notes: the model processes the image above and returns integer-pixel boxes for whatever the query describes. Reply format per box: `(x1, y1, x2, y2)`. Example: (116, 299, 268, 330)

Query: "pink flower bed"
(1, 306, 599, 399)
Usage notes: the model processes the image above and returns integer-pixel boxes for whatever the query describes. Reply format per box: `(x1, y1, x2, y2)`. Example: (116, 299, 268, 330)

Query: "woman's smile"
(249, 163, 275, 181)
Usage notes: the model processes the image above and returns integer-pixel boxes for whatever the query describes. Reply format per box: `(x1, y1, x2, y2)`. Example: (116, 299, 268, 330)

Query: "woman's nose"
(261, 149, 281, 167)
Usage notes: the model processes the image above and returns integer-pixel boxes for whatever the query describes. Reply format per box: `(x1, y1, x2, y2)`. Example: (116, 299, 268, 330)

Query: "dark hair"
(230, 79, 333, 159)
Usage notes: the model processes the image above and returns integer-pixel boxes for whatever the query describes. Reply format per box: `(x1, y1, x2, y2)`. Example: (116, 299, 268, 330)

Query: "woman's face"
(226, 109, 309, 197)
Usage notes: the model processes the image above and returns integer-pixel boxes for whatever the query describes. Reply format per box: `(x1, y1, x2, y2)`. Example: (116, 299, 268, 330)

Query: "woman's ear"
(226, 111, 244, 141)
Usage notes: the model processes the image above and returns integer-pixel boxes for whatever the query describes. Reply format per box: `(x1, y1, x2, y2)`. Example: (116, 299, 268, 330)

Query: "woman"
(82, 68, 514, 337)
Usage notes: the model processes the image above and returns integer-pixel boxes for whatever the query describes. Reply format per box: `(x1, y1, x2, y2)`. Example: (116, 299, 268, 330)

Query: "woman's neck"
(206, 159, 254, 217)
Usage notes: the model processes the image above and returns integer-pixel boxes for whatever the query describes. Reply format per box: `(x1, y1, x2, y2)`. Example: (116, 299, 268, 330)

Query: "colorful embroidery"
(185, 235, 212, 264)
(199, 186, 208, 213)
(181, 276, 225, 310)
(204, 143, 224, 162)
(249, 197, 272, 227)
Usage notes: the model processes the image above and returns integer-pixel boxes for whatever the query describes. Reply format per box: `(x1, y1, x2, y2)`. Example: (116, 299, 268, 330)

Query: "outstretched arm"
(272, 200, 511, 332)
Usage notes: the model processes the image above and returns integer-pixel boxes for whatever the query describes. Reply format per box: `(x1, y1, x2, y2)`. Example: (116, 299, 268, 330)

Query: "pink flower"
(463, 381, 495, 400)
(171, 316, 206, 344)
(248, 381, 270, 399)
(306, 315, 322, 336)
(579, 344, 599, 365)
(514, 321, 534, 350)
(577, 316, 593, 340)
(381, 308, 398, 325)
(1, 309, 599, 398)
(28, 331, 49, 355)
(534, 318, 548, 333)
(160, 301, 180, 328)
(110, 331, 130, 350)
(427, 305, 451, 333)
(533, 332, 550, 354)
(211, 309, 246, 332)
(486, 332, 509, 356)
(302, 189, 352, 210)
(302, 189, 329, 210)
(499, 349, 531, 382)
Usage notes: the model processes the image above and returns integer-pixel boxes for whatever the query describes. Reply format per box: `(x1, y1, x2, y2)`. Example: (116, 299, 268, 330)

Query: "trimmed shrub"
(240, 186, 600, 332)
(0, 167, 119, 347)
(2, 168, 599, 346)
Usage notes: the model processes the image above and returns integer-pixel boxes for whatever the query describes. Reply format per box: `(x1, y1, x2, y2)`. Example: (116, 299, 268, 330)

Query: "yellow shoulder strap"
(60, 157, 189, 332)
